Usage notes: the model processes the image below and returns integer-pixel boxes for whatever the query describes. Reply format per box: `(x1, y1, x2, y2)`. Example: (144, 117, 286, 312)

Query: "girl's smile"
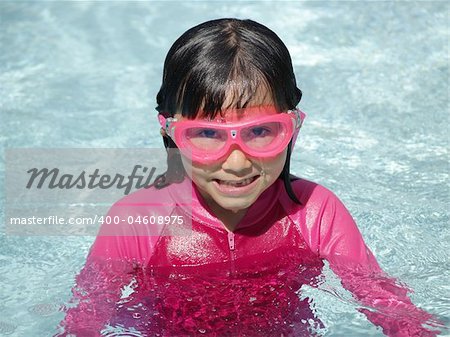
(211, 173, 261, 196)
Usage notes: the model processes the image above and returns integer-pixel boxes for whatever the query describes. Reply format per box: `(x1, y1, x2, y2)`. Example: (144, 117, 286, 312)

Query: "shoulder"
(281, 176, 349, 225)
(98, 180, 192, 237)
(286, 177, 375, 266)
(288, 176, 340, 207)
(91, 181, 191, 262)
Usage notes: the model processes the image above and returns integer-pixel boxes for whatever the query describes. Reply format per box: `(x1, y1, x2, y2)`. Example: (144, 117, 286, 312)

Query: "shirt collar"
(169, 178, 282, 231)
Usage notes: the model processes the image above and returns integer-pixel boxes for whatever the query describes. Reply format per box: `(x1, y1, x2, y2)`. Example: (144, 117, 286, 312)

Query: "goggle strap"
(291, 109, 306, 150)
(287, 108, 306, 130)
(158, 114, 179, 137)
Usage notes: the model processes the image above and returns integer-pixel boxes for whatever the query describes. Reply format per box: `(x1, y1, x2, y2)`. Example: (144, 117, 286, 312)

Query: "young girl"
(59, 19, 437, 336)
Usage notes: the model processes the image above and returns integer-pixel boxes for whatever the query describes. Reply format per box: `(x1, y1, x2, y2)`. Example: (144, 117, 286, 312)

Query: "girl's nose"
(221, 148, 252, 172)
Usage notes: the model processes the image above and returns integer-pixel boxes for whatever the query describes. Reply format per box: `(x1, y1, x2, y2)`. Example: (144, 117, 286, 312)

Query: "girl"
(59, 19, 437, 336)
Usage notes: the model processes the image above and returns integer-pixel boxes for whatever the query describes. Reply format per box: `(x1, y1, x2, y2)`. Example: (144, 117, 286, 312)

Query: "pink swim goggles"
(158, 106, 305, 162)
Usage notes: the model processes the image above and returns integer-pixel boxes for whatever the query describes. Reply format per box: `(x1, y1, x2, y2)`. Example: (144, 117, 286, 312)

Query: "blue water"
(0, 1, 448, 336)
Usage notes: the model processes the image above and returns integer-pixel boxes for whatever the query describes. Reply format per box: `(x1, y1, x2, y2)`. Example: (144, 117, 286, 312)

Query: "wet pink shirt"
(59, 178, 437, 336)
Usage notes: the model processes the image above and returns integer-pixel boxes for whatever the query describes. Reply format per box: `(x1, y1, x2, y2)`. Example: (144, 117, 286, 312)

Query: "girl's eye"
(250, 127, 271, 137)
(197, 128, 219, 138)
(185, 127, 226, 142)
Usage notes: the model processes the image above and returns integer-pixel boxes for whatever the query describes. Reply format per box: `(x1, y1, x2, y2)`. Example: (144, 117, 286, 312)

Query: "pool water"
(0, 1, 448, 336)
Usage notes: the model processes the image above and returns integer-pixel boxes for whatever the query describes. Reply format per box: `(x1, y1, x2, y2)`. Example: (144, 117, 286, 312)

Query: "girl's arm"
(56, 253, 136, 336)
(290, 179, 439, 336)
(315, 186, 439, 336)
(56, 200, 160, 336)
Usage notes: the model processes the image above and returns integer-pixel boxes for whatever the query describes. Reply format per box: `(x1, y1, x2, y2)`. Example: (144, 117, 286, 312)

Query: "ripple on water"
(28, 302, 60, 316)
(101, 324, 146, 337)
(0, 321, 16, 335)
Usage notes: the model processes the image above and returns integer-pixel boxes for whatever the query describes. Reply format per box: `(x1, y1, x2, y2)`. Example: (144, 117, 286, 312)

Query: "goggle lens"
(185, 128, 228, 151)
(240, 122, 284, 150)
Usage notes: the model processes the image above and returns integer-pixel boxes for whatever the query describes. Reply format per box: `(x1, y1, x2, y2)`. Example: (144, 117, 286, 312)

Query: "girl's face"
(182, 141, 287, 215)
(177, 92, 288, 218)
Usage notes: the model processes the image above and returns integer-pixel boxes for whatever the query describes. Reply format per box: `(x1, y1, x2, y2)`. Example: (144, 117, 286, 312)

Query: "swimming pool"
(0, 1, 448, 336)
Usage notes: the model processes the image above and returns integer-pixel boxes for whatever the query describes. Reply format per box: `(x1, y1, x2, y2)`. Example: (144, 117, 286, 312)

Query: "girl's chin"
(210, 195, 258, 214)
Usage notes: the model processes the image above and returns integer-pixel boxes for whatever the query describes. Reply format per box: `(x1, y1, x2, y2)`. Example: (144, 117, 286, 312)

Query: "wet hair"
(154, 18, 302, 203)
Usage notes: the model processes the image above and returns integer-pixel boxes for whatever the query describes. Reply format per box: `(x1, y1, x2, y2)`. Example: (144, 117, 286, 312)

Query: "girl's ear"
(158, 114, 167, 128)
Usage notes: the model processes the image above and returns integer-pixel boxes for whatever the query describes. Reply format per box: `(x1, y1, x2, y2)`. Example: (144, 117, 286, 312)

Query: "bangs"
(177, 59, 276, 120)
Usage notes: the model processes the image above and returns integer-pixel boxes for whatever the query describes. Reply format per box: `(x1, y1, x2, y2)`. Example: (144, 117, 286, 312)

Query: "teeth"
(220, 177, 254, 187)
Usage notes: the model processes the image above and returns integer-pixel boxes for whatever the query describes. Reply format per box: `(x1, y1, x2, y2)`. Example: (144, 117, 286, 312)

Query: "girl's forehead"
(175, 105, 280, 122)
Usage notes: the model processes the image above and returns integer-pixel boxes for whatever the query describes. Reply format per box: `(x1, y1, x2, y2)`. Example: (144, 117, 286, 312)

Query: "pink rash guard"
(59, 178, 438, 337)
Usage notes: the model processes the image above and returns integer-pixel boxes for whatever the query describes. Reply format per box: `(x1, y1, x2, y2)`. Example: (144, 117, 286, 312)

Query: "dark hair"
(154, 18, 302, 203)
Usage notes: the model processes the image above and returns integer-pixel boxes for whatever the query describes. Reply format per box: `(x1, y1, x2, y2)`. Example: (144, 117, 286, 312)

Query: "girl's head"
(156, 18, 301, 117)
(155, 18, 303, 210)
